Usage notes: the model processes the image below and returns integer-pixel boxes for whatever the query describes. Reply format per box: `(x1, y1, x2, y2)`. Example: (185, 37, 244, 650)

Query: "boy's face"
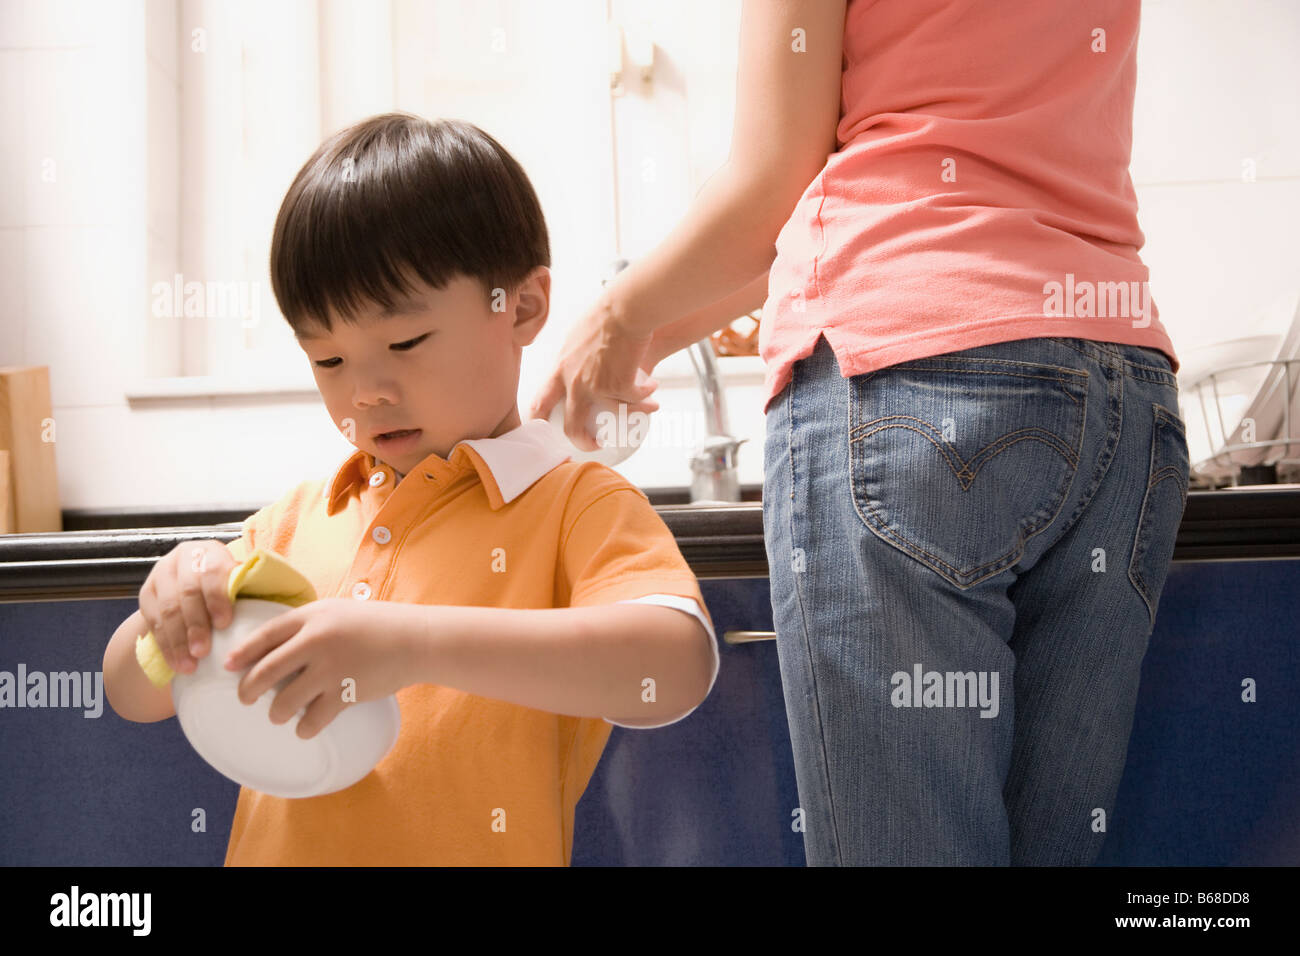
(297, 268, 550, 481)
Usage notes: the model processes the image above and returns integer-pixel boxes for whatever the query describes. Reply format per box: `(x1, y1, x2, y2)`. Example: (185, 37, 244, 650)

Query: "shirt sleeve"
(559, 471, 718, 729)
(224, 504, 273, 565)
(610, 594, 720, 730)
(221, 479, 317, 565)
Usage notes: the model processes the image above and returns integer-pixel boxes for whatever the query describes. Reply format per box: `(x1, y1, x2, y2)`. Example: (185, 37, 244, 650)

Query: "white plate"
(548, 399, 646, 467)
(171, 599, 401, 799)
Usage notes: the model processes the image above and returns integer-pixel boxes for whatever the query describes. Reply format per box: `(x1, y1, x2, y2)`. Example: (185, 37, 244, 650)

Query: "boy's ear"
(511, 266, 550, 346)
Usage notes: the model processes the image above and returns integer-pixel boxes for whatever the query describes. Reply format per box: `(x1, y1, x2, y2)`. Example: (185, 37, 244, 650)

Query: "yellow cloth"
(134, 548, 317, 688)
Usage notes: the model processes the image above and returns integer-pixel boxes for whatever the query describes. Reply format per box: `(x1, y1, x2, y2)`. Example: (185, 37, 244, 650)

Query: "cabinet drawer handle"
(723, 630, 776, 644)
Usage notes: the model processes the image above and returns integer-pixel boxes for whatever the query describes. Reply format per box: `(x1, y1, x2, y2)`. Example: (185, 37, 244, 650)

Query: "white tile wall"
(0, 0, 123, 49)
(144, 0, 177, 84)
(25, 224, 145, 407)
(0, 227, 26, 363)
(1133, 0, 1300, 358)
(1137, 179, 1300, 351)
(0, 0, 1296, 518)
(24, 45, 140, 230)
(1133, 0, 1300, 184)
(0, 50, 28, 228)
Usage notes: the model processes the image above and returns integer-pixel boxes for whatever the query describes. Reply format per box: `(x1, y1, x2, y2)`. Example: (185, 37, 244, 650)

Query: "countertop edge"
(2, 488, 1300, 602)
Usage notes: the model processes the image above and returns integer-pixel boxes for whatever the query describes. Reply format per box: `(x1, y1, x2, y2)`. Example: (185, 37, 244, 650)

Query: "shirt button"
(351, 582, 372, 600)
(372, 526, 391, 544)
(369, 471, 387, 487)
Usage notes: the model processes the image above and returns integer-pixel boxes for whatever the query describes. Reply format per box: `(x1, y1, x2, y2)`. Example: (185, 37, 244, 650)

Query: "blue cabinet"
(1, 562, 1297, 865)
(573, 578, 803, 866)
(576, 565, 1300, 865)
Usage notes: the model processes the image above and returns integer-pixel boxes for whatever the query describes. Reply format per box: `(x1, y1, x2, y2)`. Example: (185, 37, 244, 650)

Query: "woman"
(528, 0, 1189, 866)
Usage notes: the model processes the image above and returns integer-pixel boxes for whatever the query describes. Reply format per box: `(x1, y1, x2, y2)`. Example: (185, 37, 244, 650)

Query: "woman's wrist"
(597, 163, 782, 342)
(599, 279, 648, 340)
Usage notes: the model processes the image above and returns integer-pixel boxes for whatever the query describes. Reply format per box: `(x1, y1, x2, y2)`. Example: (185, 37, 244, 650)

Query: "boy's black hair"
(269, 111, 551, 337)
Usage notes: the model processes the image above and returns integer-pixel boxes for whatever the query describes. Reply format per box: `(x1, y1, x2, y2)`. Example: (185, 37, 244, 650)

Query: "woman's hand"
(526, 292, 662, 451)
(223, 598, 416, 739)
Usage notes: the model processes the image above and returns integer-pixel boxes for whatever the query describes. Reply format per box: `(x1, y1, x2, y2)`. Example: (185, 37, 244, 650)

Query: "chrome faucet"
(686, 338, 746, 503)
(605, 259, 745, 503)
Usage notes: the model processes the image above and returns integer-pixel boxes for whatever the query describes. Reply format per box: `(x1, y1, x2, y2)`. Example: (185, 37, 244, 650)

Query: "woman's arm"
(643, 268, 770, 370)
(607, 0, 846, 339)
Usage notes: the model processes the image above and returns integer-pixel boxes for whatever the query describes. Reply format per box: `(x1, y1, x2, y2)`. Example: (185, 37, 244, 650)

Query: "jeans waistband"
(1043, 337, 1177, 388)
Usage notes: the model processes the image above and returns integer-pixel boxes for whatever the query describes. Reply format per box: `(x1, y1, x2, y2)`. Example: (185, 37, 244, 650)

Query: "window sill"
(651, 353, 765, 387)
(125, 376, 319, 403)
(122, 356, 763, 404)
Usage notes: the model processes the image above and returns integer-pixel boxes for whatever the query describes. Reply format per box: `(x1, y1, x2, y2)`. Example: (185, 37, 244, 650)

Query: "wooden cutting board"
(0, 366, 61, 533)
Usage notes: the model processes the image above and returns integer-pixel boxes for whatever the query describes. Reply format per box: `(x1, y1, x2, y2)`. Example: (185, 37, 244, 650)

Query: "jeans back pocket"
(1128, 402, 1190, 628)
(849, 355, 1089, 588)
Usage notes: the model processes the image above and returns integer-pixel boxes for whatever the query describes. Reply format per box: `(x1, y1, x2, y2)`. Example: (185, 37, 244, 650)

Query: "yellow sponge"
(134, 548, 318, 688)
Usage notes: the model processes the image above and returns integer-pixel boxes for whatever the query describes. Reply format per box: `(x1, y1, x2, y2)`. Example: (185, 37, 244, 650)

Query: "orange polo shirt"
(220, 418, 717, 866)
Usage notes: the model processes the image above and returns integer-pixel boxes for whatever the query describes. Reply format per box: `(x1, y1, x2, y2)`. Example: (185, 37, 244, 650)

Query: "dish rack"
(1182, 356, 1300, 489)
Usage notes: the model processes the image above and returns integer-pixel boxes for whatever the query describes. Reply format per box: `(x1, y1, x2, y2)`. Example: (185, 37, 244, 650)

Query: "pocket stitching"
(853, 416, 1083, 487)
(849, 367, 1088, 586)
(870, 356, 1089, 379)
(1151, 403, 1190, 509)
(1127, 402, 1189, 626)
(855, 356, 1089, 387)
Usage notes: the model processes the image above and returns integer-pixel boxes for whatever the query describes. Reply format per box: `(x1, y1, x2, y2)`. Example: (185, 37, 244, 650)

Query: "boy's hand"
(138, 540, 237, 677)
(223, 598, 415, 739)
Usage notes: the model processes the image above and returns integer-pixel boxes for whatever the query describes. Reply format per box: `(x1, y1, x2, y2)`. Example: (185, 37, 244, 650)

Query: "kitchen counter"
(3, 486, 1298, 866)
(2, 485, 1300, 601)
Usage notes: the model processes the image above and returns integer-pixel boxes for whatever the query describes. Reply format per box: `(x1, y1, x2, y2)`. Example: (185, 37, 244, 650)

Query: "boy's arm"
(103, 609, 177, 723)
(104, 530, 257, 724)
(398, 601, 715, 726)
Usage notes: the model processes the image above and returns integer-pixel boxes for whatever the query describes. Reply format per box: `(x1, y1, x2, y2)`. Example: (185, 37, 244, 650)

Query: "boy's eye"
(312, 333, 431, 369)
(391, 333, 431, 352)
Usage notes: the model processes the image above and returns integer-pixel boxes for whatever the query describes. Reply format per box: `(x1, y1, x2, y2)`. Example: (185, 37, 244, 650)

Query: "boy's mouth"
(375, 428, 422, 446)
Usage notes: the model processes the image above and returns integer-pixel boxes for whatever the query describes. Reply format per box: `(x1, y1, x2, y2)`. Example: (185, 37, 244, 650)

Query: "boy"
(102, 112, 719, 865)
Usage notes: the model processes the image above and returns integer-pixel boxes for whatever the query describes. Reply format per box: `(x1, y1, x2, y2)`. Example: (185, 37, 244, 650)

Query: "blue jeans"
(763, 333, 1190, 865)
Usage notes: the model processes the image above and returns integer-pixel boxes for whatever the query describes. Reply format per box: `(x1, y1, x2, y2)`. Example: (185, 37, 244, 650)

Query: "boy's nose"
(351, 381, 400, 408)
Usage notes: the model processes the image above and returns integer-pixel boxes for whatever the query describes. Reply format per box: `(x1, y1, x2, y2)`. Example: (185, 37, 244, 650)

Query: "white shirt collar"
(327, 418, 576, 513)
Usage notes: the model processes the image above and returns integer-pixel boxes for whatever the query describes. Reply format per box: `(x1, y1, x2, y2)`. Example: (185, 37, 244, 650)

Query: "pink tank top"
(759, 0, 1177, 414)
